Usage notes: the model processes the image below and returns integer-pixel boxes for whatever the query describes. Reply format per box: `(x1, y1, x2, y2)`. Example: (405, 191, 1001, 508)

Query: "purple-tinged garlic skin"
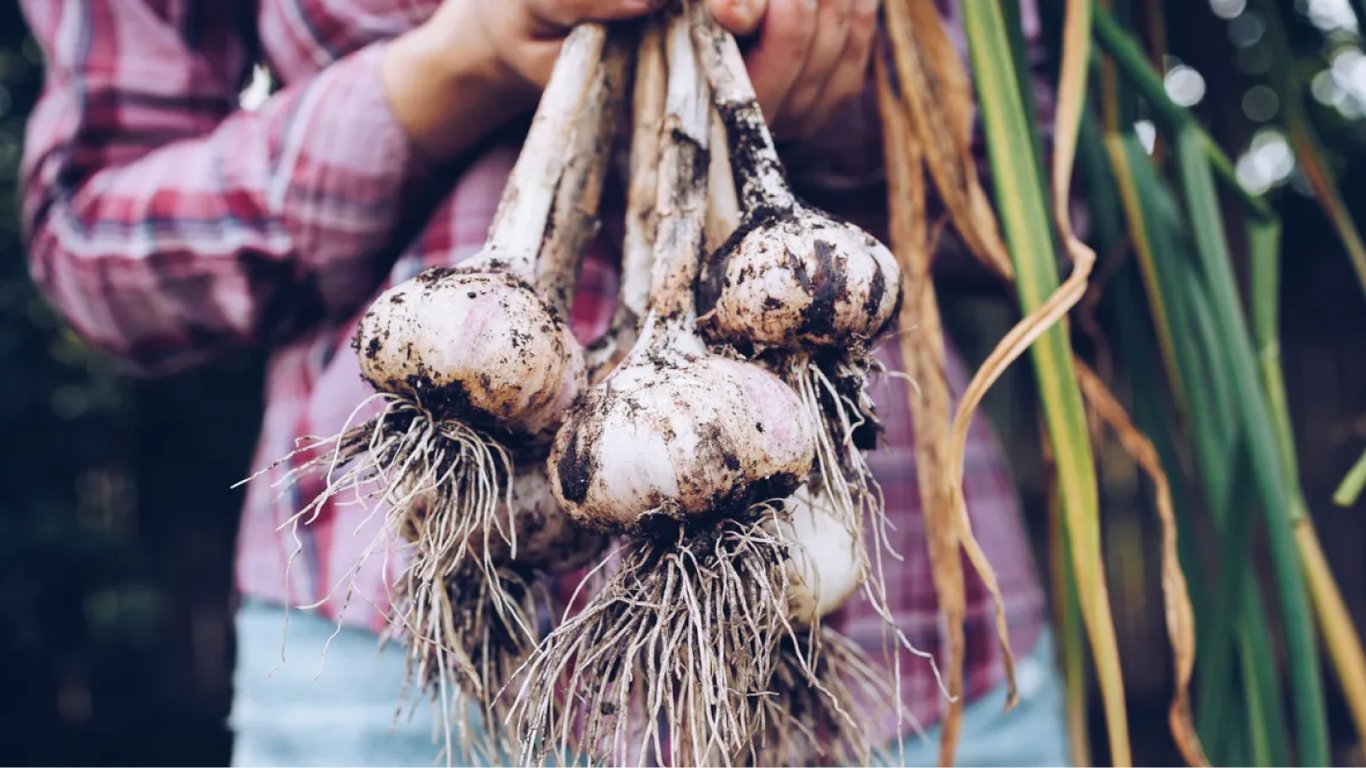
(697, 209, 902, 351)
(355, 266, 586, 441)
(778, 487, 865, 626)
(548, 334, 815, 531)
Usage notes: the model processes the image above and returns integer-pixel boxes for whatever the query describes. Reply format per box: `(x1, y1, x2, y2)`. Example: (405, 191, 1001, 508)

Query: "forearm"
(381, 17, 539, 163)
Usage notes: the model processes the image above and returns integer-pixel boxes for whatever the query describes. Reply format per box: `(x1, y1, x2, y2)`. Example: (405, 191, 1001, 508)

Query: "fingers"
(706, 0, 768, 35)
(789, 0, 877, 138)
(773, 0, 854, 133)
(741, 0, 820, 124)
(529, 0, 667, 29)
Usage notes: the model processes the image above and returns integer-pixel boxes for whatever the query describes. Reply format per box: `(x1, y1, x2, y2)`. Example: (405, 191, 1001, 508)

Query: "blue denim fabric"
(231, 600, 1066, 767)
(230, 600, 469, 766)
(881, 631, 1068, 767)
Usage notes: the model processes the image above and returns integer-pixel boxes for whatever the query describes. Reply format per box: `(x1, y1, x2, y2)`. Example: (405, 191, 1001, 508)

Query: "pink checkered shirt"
(20, 0, 1046, 739)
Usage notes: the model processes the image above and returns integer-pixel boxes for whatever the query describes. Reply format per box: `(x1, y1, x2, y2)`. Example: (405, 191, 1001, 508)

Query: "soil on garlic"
(695, 215, 901, 351)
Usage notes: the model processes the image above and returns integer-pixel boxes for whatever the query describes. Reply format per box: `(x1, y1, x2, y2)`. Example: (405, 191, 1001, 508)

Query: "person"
(19, 0, 1065, 764)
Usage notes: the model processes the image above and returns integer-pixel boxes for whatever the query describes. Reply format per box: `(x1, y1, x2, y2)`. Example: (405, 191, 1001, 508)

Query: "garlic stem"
(645, 9, 711, 323)
(688, 2, 796, 213)
(619, 21, 667, 328)
(486, 24, 607, 272)
(587, 22, 666, 380)
(535, 32, 631, 315)
(705, 106, 742, 252)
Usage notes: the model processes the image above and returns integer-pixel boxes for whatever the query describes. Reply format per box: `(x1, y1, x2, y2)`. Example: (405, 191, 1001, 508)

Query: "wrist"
(381, 17, 536, 162)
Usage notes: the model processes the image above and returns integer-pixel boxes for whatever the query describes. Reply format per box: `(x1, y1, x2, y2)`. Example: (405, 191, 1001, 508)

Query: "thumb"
(706, 0, 767, 36)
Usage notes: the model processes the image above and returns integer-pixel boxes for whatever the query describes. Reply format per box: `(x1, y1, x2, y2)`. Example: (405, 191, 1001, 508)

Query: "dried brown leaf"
(876, 49, 969, 768)
(1074, 362, 1208, 767)
(883, 0, 1013, 280)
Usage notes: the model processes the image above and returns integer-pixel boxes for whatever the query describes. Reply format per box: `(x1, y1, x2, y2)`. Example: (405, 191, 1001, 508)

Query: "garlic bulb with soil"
(688, 2, 906, 632)
(255, 24, 621, 763)
(509, 15, 817, 767)
(689, 5, 900, 351)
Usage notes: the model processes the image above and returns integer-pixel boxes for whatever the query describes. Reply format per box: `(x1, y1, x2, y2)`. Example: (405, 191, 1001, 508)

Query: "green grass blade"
(1002, 0, 1048, 170)
(1238, 594, 1294, 767)
(1052, 490, 1093, 766)
(1103, 122, 1291, 767)
(961, 1, 1130, 763)
(1106, 135, 1189, 407)
(1107, 134, 1237, 504)
(1251, 204, 1366, 748)
(1173, 128, 1330, 766)
(1092, 6, 1272, 221)
(1338, 449, 1366, 507)
(1194, 443, 1254, 753)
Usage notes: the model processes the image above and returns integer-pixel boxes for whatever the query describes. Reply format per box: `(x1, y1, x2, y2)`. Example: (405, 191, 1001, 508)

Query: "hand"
(709, 0, 880, 140)
(382, 0, 875, 162)
(384, 0, 668, 162)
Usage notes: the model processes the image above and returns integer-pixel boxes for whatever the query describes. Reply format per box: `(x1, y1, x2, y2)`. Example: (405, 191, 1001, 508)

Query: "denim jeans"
(880, 631, 1068, 767)
(230, 600, 1067, 766)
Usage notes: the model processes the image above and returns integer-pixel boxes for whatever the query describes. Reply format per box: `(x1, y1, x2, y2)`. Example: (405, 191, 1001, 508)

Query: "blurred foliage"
(0, 2, 262, 764)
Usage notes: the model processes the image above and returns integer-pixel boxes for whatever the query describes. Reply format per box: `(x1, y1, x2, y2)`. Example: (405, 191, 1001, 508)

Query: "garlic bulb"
(552, 327, 813, 529)
(351, 25, 611, 442)
(697, 212, 901, 350)
(357, 270, 585, 440)
(689, 3, 901, 351)
(779, 487, 865, 626)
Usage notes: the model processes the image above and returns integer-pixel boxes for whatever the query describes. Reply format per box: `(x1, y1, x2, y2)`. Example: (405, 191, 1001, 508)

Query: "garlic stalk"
(536, 29, 632, 317)
(585, 23, 665, 382)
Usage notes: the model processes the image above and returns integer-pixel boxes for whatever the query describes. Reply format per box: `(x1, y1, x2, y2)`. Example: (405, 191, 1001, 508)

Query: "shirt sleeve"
(19, 1, 429, 375)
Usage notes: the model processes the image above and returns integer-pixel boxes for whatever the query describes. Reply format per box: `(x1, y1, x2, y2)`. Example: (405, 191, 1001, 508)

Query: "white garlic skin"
(490, 464, 606, 572)
(697, 210, 902, 350)
(778, 488, 864, 626)
(355, 267, 586, 440)
(548, 351, 816, 530)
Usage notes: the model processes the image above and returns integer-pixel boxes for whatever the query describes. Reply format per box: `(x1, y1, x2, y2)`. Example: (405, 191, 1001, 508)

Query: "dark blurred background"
(0, 2, 262, 763)
(0, 0, 1362, 765)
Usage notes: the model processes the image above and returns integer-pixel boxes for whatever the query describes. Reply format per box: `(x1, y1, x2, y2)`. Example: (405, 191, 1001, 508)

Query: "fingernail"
(855, 0, 879, 15)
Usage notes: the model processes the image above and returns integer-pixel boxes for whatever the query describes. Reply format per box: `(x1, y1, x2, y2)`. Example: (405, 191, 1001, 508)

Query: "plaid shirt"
(20, 0, 1045, 739)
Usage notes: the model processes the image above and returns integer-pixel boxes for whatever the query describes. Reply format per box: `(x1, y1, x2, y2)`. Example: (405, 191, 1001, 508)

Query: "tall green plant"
(959, 1, 1131, 764)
